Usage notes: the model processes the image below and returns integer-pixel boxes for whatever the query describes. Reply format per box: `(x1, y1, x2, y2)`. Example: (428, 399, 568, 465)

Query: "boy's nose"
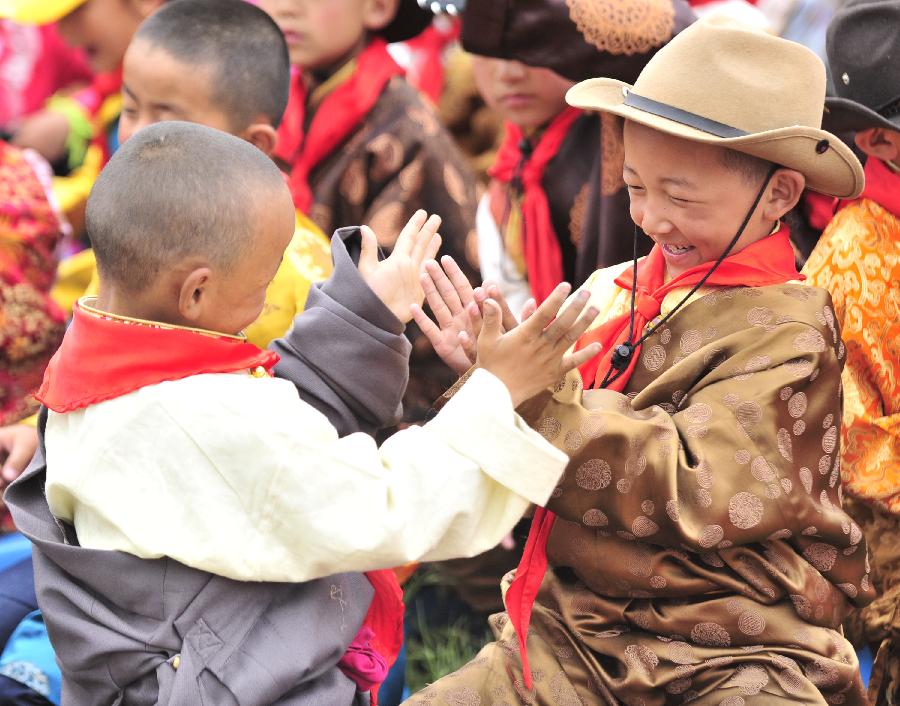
(496, 60, 528, 81)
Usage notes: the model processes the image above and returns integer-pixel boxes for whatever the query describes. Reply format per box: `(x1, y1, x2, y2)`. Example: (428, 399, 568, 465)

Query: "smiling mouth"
(661, 243, 695, 256)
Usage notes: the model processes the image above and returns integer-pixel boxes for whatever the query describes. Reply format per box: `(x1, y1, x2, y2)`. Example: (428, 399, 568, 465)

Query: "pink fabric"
(0, 22, 92, 127)
(337, 627, 389, 694)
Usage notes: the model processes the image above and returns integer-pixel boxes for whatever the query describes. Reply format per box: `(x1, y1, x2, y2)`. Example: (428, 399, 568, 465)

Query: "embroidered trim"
(566, 0, 675, 56)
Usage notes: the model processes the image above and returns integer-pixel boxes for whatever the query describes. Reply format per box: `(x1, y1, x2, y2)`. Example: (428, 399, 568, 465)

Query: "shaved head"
(134, 0, 291, 129)
(87, 121, 287, 293)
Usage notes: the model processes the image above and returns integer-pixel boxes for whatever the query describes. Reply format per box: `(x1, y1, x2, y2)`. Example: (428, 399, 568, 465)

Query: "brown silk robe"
(306, 77, 480, 425)
(405, 283, 874, 705)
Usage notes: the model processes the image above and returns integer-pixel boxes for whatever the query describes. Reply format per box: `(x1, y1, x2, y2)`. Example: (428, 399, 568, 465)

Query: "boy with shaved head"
(5, 120, 606, 704)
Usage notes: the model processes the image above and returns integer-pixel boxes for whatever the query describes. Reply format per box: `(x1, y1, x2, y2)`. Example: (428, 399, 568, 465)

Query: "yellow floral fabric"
(803, 198, 900, 513)
(53, 212, 333, 349)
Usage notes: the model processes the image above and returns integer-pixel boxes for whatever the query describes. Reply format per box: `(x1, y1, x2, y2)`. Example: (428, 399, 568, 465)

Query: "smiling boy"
(409, 19, 873, 705)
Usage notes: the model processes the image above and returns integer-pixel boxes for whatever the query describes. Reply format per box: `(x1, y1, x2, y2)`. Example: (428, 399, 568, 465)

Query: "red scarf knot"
(488, 107, 582, 304)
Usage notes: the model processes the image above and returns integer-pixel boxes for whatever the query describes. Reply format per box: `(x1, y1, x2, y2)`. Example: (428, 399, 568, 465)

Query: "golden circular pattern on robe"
(338, 159, 367, 206)
(698, 524, 725, 548)
(631, 516, 659, 537)
(793, 329, 827, 353)
(737, 610, 766, 636)
(666, 640, 694, 665)
(575, 458, 612, 490)
(804, 542, 839, 572)
(728, 492, 764, 529)
(821, 425, 837, 454)
(799, 467, 813, 494)
(566, 0, 675, 56)
(735, 401, 762, 431)
(787, 391, 808, 418)
(624, 644, 659, 675)
(538, 416, 562, 441)
(666, 677, 692, 694)
(776, 428, 793, 461)
(642, 344, 666, 371)
(641, 500, 655, 514)
(564, 430, 584, 452)
(444, 686, 481, 705)
(582, 508, 608, 527)
(680, 329, 703, 354)
(793, 419, 806, 436)
(690, 622, 731, 647)
(750, 456, 776, 483)
(729, 665, 769, 695)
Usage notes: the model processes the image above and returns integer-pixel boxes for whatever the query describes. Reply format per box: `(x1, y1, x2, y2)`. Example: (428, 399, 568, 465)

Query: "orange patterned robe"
(803, 158, 900, 703)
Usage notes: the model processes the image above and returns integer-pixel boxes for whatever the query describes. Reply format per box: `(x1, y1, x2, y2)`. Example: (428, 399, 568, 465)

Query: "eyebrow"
(623, 164, 697, 190)
(122, 83, 136, 100)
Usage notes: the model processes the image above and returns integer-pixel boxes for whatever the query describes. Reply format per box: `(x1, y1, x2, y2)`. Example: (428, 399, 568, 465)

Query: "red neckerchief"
(282, 39, 404, 213)
(36, 301, 404, 699)
(488, 107, 582, 304)
(37, 300, 279, 412)
(506, 224, 801, 689)
(845, 157, 900, 219)
(403, 20, 460, 104)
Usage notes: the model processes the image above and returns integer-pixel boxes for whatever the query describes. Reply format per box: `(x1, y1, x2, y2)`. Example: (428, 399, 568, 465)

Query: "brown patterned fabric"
(404, 283, 874, 705)
(306, 77, 480, 424)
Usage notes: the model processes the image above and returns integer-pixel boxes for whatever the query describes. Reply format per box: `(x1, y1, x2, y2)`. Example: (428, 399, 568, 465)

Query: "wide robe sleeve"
(46, 369, 567, 584)
(520, 316, 863, 586)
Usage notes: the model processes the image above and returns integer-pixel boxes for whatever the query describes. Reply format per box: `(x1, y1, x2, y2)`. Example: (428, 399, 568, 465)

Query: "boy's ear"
(763, 168, 805, 221)
(240, 122, 278, 157)
(178, 266, 214, 323)
(361, 0, 401, 33)
(854, 128, 900, 163)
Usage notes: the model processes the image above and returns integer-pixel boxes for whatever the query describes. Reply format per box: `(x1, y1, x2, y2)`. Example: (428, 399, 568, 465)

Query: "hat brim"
(568, 78, 864, 199)
(823, 96, 900, 134)
(0, 0, 85, 24)
(380, 0, 433, 43)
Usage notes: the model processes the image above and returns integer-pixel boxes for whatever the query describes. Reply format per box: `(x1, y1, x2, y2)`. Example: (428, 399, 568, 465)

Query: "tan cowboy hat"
(566, 18, 864, 199)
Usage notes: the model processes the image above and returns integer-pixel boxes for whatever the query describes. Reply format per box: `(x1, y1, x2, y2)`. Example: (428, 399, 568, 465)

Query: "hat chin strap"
(598, 163, 779, 389)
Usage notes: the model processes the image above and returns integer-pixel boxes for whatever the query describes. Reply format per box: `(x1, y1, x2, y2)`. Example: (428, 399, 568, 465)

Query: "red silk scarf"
(488, 107, 582, 304)
(505, 224, 802, 689)
(852, 157, 900, 219)
(37, 301, 404, 699)
(281, 39, 404, 213)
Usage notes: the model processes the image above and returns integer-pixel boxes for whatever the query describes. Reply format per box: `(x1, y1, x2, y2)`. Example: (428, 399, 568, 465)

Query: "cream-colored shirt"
(45, 369, 567, 583)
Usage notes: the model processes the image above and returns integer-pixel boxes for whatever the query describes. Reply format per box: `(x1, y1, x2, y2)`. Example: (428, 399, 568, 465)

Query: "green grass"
(403, 569, 493, 692)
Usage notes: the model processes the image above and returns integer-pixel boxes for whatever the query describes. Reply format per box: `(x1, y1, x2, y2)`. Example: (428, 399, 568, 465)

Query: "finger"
(520, 283, 572, 335)
(411, 215, 442, 263)
(422, 232, 442, 266)
(410, 303, 445, 347)
(441, 255, 476, 308)
(477, 299, 503, 347)
(393, 209, 428, 255)
(485, 284, 519, 331)
(2, 444, 33, 483)
(542, 290, 591, 344)
(551, 305, 600, 352)
(421, 268, 454, 327)
(458, 330, 477, 364)
(359, 226, 378, 271)
(466, 301, 483, 337)
(520, 298, 537, 321)
(561, 342, 603, 372)
(425, 258, 465, 316)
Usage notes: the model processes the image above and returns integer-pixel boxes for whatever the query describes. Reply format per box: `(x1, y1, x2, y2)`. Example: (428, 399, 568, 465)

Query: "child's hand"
(476, 283, 601, 407)
(359, 210, 442, 323)
(0, 424, 38, 487)
(411, 255, 535, 375)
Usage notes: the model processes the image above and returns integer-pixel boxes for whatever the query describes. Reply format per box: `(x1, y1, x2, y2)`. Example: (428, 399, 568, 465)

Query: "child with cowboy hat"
(406, 17, 873, 705)
(802, 1, 900, 702)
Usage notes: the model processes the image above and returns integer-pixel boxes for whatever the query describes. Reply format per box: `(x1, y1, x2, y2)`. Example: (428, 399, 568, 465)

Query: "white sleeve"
(58, 370, 566, 583)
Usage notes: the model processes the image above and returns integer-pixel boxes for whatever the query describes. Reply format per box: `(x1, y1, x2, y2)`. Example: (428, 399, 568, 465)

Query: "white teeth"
(663, 244, 693, 254)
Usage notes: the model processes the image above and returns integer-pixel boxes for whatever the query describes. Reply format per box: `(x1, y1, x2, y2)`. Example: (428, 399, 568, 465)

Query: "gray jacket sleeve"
(270, 228, 411, 437)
